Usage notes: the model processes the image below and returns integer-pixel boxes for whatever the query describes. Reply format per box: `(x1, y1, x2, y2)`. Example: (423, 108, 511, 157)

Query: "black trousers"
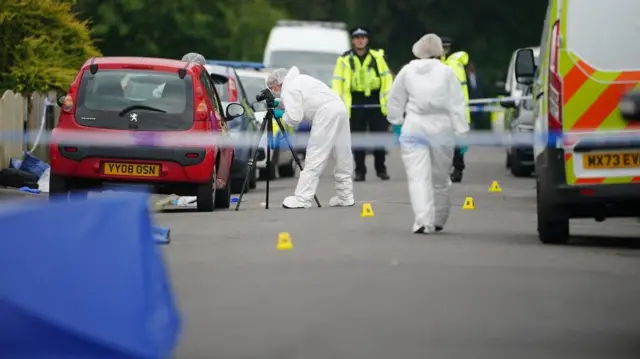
(453, 147, 465, 171)
(350, 106, 388, 175)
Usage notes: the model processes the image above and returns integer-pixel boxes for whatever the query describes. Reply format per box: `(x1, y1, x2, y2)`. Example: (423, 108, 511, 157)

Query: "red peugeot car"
(49, 57, 245, 212)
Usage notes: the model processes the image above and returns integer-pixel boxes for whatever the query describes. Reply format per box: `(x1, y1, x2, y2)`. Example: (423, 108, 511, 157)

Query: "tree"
(0, 0, 101, 93)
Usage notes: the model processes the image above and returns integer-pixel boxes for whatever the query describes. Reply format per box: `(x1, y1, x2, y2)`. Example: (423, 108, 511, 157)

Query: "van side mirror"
(515, 48, 536, 85)
(619, 91, 640, 122)
(57, 95, 66, 107)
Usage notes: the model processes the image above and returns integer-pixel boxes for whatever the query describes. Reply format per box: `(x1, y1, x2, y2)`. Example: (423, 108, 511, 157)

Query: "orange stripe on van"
(576, 177, 605, 184)
(632, 177, 640, 183)
(564, 153, 572, 161)
(563, 60, 594, 104)
(570, 72, 640, 130)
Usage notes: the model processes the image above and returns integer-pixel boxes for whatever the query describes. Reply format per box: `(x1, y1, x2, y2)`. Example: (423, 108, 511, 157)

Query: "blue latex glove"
(459, 146, 469, 154)
(273, 108, 284, 119)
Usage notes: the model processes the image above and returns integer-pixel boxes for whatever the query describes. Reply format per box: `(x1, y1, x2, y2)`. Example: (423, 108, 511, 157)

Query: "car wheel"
(249, 168, 257, 189)
(197, 160, 217, 212)
(259, 150, 278, 180)
(231, 177, 249, 194)
(278, 160, 296, 178)
(49, 173, 70, 201)
(511, 160, 533, 177)
(536, 181, 570, 244)
(506, 151, 512, 168)
(214, 176, 231, 209)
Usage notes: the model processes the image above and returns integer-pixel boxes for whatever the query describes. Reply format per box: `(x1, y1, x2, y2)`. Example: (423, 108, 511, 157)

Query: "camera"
(256, 88, 275, 107)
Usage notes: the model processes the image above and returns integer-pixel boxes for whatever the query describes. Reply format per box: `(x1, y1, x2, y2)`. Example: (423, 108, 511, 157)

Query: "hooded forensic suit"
(270, 66, 355, 208)
(387, 34, 470, 233)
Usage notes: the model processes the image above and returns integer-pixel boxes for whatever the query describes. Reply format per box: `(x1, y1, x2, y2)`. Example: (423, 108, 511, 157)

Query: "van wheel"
(536, 182, 570, 244)
(49, 174, 70, 201)
(511, 161, 533, 177)
(278, 160, 296, 178)
(506, 152, 512, 168)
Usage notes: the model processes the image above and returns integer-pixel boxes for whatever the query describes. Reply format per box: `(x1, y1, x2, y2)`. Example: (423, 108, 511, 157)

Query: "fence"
(0, 90, 59, 169)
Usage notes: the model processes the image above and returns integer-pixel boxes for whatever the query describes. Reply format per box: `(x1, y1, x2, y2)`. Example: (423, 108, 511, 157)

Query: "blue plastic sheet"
(0, 192, 181, 359)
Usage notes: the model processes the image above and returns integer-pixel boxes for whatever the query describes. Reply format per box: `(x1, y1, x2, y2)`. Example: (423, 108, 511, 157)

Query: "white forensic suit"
(279, 67, 355, 208)
(387, 59, 470, 233)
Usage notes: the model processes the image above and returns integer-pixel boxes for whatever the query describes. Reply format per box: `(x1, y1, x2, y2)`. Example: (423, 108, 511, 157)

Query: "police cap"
(350, 27, 370, 37)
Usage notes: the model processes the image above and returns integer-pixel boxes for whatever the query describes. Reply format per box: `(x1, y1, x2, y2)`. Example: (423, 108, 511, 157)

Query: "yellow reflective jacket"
(331, 48, 393, 117)
(442, 51, 471, 123)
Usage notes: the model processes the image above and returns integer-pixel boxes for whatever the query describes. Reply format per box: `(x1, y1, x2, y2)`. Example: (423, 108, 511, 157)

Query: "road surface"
(153, 147, 640, 359)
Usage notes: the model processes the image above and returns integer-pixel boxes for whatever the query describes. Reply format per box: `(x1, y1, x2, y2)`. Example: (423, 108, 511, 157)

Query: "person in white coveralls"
(265, 66, 355, 209)
(386, 34, 470, 234)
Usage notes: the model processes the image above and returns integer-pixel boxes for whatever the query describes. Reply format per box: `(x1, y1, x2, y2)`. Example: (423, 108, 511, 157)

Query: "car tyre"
(49, 174, 70, 201)
(506, 151, 512, 168)
(197, 158, 218, 212)
(536, 181, 570, 244)
(259, 150, 278, 180)
(249, 168, 257, 189)
(214, 176, 231, 209)
(278, 160, 296, 178)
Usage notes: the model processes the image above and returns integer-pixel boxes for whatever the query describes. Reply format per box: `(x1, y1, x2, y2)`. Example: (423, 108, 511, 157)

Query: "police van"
(263, 20, 350, 86)
(514, 0, 640, 244)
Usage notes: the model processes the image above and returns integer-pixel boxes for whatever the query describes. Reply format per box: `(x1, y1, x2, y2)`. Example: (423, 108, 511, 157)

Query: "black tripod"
(234, 107, 321, 210)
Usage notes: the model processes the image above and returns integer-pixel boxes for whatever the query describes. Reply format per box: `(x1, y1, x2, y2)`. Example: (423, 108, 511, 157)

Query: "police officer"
(332, 27, 394, 182)
(441, 37, 471, 183)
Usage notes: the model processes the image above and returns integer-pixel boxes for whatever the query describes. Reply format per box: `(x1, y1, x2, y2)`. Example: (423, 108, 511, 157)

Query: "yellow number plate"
(103, 162, 161, 177)
(583, 152, 640, 169)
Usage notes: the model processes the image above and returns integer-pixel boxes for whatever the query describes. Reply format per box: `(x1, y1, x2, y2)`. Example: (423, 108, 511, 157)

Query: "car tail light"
(196, 102, 208, 121)
(61, 94, 74, 113)
(228, 76, 238, 102)
(548, 21, 562, 132)
(185, 153, 199, 159)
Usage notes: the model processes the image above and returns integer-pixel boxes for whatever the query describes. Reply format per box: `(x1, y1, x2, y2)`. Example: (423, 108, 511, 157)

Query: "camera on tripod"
(256, 88, 276, 108)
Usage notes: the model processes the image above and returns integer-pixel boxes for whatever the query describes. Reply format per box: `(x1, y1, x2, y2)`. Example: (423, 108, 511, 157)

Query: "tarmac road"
(156, 147, 640, 359)
(2, 147, 638, 358)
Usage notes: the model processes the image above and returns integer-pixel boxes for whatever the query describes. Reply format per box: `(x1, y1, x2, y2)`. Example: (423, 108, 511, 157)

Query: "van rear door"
(560, 0, 640, 185)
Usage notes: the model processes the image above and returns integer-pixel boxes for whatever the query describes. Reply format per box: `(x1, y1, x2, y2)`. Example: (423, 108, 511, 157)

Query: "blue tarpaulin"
(0, 193, 181, 359)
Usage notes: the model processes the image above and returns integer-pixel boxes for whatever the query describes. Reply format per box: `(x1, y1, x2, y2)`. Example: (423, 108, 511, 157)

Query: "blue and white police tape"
(351, 95, 532, 112)
(4, 128, 640, 151)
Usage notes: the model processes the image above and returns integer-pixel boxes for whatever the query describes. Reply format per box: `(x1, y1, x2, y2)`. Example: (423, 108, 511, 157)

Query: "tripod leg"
(234, 111, 270, 211)
(273, 117, 322, 208)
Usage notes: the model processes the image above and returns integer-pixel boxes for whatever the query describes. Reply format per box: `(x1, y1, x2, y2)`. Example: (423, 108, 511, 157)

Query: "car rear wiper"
(118, 105, 167, 116)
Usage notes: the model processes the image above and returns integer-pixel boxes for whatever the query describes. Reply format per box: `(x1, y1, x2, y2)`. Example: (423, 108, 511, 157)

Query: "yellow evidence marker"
(462, 197, 475, 210)
(361, 202, 375, 217)
(277, 232, 293, 251)
(488, 180, 502, 193)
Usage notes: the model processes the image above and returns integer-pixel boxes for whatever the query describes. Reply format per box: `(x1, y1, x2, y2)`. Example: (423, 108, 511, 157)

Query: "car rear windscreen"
(75, 69, 194, 131)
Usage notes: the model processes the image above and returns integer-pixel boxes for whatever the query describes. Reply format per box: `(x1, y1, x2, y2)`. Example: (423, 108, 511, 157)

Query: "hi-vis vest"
(442, 51, 471, 124)
(332, 49, 393, 117)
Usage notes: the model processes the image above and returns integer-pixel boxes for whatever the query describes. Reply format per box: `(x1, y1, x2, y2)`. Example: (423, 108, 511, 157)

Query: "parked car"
(497, 47, 539, 177)
(49, 56, 243, 212)
(208, 60, 297, 180)
(204, 63, 261, 193)
(516, 0, 640, 244)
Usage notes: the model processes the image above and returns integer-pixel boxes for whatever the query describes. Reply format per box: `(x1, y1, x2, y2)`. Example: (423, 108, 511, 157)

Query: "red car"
(49, 57, 245, 212)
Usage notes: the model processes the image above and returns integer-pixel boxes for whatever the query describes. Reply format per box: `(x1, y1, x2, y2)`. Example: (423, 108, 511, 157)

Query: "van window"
(76, 69, 194, 131)
(567, 0, 640, 70)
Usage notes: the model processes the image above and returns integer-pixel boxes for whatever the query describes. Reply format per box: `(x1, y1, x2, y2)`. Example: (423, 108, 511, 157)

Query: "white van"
(263, 20, 350, 85)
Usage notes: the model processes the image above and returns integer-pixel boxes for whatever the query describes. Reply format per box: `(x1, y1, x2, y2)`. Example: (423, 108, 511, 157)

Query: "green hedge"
(0, 0, 101, 93)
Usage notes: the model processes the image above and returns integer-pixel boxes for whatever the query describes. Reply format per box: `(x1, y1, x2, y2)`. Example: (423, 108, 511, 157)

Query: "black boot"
(450, 169, 463, 183)
(377, 172, 390, 180)
(354, 173, 366, 182)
